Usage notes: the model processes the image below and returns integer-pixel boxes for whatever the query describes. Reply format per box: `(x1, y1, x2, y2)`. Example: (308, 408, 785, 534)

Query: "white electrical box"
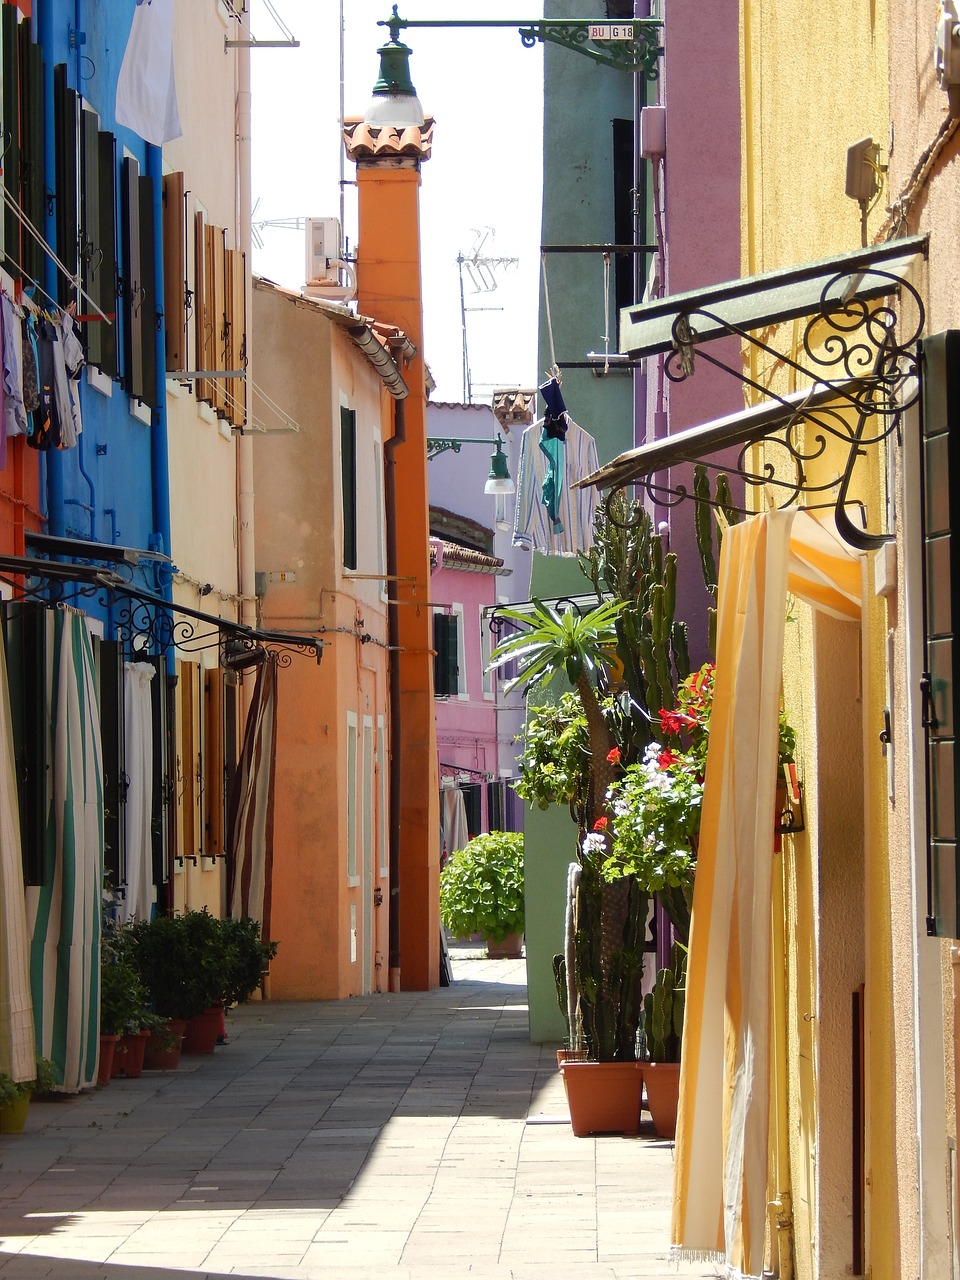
(305, 217, 342, 284)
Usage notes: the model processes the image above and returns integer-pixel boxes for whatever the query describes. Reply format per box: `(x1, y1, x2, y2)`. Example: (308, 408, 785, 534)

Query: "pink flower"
(606, 747, 621, 764)
(592, 816, 609, 831)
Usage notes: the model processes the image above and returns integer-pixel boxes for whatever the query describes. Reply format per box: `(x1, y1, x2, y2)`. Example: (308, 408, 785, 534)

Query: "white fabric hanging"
(120, 662, 156, 925)
(512, 418, 600, 556)
(115, 0, 183, 146)
(442, 788, 470, 863)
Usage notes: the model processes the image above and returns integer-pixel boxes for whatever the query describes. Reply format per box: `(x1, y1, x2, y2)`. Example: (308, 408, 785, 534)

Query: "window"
(120, 155, 159, 408)
(341, 406, 358, 570)
(346, 712, 359, 882)
(434, 611, 459, 697)
(921, 330, 960, 938)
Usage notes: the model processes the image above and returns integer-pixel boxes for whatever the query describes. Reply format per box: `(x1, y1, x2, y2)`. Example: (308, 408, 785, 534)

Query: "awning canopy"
(577, 236, 928, 549)
(0, 545, 324, 665)
(619, 234, 927, 360)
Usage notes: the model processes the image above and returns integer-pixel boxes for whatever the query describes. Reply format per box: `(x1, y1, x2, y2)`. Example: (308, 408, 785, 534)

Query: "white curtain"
(120, 661, 155, 924)
(442, 788, 470, 862)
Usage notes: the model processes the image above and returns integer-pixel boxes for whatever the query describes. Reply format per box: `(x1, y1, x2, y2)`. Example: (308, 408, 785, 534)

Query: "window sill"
(87, 367, 113, 398)
(129, 398, 152, 426)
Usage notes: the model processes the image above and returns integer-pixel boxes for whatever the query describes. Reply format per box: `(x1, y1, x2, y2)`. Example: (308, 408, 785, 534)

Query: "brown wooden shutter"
(209, 224, 227, 415)
(162, 172, 186, 371)
(138, 172, 158, 408)
(194, 210, 210, 404)
(225, 247, 246, 427)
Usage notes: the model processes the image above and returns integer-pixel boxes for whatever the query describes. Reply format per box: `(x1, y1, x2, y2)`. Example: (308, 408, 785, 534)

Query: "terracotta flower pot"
(0, 1093, 30, 1134)
(643, 1061, 681, 1138)
(98, 1033, 120, 1085)
(113, 1029, 151, 1079)
(559, 1059, 645, 1137)
(143, 1019, 185, 1071)
(486, 933, 523, 959)
(182, 1006, 221, 1055)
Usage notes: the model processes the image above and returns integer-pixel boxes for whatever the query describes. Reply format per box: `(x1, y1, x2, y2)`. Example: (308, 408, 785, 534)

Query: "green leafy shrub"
(218, 915, 279, 1006)
(439, 831, 524, 944)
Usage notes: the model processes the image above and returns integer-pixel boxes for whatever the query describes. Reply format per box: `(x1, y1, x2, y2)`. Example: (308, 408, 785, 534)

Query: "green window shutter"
(921, 331, 960, 938)
(341, 406, 358, 570)
(80, 109, 103, 367)
(121, 155, 143, 400)
(53, 64, 79, 301)
(20, 26, 44, 283)
(1, 5, 21, 274)
(433, 614, 459, 697)
(97, 130, 119, 379)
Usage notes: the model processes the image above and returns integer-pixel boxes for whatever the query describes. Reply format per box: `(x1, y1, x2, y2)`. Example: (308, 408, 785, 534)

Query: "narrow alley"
(0, 950, 717, 1280)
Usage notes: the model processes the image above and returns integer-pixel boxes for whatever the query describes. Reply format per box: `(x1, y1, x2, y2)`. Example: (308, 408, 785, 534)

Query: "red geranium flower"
(606, 747, 621, 764)
(657, 749, 681, 769)
(592, 816, 609, 831)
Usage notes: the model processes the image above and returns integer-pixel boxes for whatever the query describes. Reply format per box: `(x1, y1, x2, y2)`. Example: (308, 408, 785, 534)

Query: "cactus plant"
(641, 942, 686, 1063)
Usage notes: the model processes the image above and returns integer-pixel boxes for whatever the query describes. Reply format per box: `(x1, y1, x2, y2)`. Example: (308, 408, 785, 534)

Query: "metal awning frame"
(582, 237, 928, 550)
(0, 553, 324, 666)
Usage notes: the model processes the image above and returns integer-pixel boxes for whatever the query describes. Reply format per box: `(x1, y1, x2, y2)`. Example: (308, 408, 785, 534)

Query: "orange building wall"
(0, 439, 41, 557)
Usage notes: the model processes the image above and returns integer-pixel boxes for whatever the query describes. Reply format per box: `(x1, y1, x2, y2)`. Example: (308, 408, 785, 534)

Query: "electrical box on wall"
(305, 217, 342, 284)
(639, 105, 666, 159)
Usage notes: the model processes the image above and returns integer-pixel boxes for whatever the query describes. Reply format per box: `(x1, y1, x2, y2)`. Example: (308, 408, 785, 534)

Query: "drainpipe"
(236, 34, 256, 638)
(384, 395, 404, 992)
(146, 144, 174, 670)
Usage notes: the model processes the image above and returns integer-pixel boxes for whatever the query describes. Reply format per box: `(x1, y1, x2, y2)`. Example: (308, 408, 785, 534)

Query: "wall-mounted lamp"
(426, 434, 515, 495)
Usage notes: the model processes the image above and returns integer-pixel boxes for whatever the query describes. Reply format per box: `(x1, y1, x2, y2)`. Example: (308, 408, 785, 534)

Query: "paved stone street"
(0, 950, 720, 1280)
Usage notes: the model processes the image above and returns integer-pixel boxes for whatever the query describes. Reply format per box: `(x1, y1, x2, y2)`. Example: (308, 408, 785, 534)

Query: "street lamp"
(364, 26, 425, 127)
(426, 435, 516, 495)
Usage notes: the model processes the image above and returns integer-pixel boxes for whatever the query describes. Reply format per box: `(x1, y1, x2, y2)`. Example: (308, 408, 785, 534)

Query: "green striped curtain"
(26, 610, 104, 1093)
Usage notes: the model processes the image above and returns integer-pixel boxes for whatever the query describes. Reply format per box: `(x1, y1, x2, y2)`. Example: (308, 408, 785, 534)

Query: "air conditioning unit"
(304, 217, 342, 285)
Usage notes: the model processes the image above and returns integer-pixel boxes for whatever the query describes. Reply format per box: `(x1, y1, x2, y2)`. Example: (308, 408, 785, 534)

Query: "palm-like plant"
(489, 597, 625, 828)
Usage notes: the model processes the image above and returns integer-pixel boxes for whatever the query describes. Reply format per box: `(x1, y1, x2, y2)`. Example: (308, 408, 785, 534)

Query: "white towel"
(115, 0, 183, 146)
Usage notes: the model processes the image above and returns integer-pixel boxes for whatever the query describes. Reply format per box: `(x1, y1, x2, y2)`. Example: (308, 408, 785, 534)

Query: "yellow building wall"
(739, 2, 906, 1275)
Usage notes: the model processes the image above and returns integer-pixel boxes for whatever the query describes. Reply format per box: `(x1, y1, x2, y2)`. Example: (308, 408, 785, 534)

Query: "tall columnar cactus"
(641, 941, 686, 1063)
(582, 492, 690, 764)
(566, 862, 649, 1060)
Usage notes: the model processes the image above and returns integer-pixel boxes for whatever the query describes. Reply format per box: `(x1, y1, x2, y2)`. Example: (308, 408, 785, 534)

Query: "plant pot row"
(558, 1056, 681, 1140)
(97, 1009, 225, 1087)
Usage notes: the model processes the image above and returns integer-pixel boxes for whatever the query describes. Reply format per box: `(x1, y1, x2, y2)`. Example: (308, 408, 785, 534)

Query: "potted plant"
(640, 943, 686, 1139)
(128, 909, 226, 1055)
(0, 1058, 57, 1133)
(440, 831, 525, 957)
(99, 941, 153, 1083)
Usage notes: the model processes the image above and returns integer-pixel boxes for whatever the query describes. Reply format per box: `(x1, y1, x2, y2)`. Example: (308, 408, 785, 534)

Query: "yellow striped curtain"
(0, 629, 36, 1084)
(672, 509, 862, 1276)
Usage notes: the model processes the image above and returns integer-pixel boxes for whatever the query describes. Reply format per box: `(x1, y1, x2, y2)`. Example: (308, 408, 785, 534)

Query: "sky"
(249, 0, 544, 405)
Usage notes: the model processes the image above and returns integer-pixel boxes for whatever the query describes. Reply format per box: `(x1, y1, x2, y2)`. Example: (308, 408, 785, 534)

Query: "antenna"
(457, 228, 518, 403)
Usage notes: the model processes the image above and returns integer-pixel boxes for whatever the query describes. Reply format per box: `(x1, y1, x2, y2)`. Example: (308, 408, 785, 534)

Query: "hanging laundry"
(1, 294, 28, 442)
(512, 388, 600, 556)
(30, 319, 67, 451)
(57, 308, 85, 442)
(21, 318, 39, 415)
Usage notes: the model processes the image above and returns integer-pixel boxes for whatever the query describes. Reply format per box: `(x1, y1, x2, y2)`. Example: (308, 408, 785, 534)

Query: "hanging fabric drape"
(228, 655, 279, 931)
(0, 629, 37, 1085)
(120, 661, 156, 924)
(27, 610, 104, 1093)
(672, 508, 862, 1277)
(441, 788, 470, 864)
(115, 0, 183, 146)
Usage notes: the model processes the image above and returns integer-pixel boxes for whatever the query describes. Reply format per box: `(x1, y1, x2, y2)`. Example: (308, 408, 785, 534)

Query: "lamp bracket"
(379, 8, 663, 76)
(427, 435, 498, 460)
